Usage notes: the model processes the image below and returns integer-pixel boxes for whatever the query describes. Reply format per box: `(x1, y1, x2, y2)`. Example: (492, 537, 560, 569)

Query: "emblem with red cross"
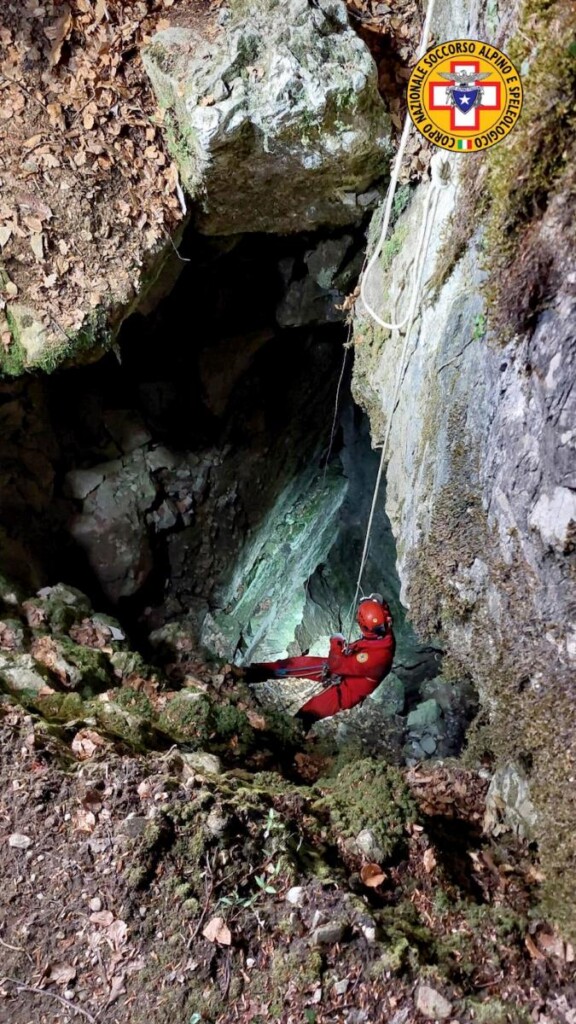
(428, 60, 502, 132)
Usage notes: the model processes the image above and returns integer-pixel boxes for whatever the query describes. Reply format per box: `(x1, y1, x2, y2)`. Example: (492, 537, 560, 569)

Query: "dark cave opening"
(0, 219, 479, 761)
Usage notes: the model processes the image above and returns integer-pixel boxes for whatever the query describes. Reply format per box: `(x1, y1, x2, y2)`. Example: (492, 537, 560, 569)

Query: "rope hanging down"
(348, 0, 448, 632)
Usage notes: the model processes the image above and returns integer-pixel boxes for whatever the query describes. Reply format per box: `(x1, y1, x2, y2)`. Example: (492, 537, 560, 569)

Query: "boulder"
(143, 0, 390, 235)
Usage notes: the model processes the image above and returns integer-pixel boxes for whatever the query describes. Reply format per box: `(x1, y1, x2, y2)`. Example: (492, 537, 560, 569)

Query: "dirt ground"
(1, 699, 575, 1024)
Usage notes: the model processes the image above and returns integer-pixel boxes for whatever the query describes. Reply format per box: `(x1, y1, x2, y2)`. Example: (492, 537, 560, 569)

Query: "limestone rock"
(484, 763, 538, 840)
(355, 828, 386, 863)
(143, 0, 390, 235)
(407, 699, 441, 729)
(69, 452, 157, 603)
(310, 919, 346, 945)
(181, 751, 223, 776)
(415, 985, 452, 1020)
(0, 652, 53, 696)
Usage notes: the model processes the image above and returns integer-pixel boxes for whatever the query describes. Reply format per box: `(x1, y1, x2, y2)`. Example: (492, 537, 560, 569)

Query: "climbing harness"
(347, 0, 451, 634)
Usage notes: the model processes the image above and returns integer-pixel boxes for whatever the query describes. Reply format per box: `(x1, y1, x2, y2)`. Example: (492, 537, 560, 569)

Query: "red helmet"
(357, 593, 392, 637)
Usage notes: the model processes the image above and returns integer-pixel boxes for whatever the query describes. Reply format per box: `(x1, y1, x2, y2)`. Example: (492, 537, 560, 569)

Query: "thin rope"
(347, 0, 443, 635)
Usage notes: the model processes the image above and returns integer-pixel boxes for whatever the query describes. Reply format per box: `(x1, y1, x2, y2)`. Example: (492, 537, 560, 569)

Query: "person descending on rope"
(243, 594, 395, 730)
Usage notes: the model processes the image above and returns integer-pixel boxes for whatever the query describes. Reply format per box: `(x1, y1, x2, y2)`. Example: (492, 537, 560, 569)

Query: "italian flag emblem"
(457, 138, 473, 150)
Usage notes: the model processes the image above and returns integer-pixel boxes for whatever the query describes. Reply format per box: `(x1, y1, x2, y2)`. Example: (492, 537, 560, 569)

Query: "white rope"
(348, 0, 447, 633)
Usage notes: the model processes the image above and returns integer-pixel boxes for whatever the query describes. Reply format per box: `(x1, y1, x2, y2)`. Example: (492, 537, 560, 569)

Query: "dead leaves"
(525, 929, 576, 964)
(422, 847, 437, 874)
(71, 729, 107, 760)
(0, 0, 185, 345)
(407, 765, 489, 823)
(47, 963, 77, 986)
(45, 5, 74, 67)
(202, 916, 232, 946)
(360, 863, 386, 888)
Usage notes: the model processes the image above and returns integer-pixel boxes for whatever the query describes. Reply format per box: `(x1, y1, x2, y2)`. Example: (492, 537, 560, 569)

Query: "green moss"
(157, 693, 215, 746)
(32, 691, 86, 723)
(255, 948, 323, 1017)
(0, 307, 27, 377)
(115, 687, 153, 719)
(381, 223, 408, 272)
(94, 700, 157, 752)
(464, 998, 531, 1024)
(482, 0, 576, 335)
(315, 758, 418, 861)
(212, 703, 255, 755)
(55, 636, 112, 694)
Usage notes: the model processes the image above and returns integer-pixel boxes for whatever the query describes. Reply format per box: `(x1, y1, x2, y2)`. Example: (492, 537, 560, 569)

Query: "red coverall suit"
(251, 629, 395, 722)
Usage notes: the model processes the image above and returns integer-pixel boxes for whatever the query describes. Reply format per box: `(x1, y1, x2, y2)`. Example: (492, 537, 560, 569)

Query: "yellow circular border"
(407, 39, 523, 152)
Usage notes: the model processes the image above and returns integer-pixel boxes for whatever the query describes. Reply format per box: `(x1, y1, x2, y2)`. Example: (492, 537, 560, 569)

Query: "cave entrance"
(0, 219, 473, 760)
(44, 223, 410, 665)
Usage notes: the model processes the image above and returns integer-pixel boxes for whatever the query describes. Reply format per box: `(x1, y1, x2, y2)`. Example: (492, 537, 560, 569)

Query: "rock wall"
(351, 0, 576, 931)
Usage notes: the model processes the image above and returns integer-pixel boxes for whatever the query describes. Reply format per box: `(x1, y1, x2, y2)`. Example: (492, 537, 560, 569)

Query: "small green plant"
(472, 313, 486, 341)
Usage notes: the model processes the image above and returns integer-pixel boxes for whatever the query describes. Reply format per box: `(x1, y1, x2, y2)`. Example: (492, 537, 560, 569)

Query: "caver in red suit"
(246, 594, 395, 728)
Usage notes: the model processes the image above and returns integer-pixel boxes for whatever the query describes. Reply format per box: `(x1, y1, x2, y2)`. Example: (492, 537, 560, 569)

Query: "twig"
(0, 937, 34, 966)
(1, 976, 98, 1023)
(188, 853, 216, 944)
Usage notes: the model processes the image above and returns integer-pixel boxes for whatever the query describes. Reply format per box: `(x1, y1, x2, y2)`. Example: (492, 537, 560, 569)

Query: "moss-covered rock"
(143, 0, 390, 235)
(315, 758, 418, 861)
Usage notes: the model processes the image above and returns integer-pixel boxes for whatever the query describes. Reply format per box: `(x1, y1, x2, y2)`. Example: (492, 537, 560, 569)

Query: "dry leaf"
(202, 916, 232, 946)
(72, 729, 106, 760)
(537, 931, 568, 960)
(82, 788, 103, 814)
(360, 863, 386, 888)
(423, 847, 437, 874)
(107, 919, 128, 950)
(46, 5, 74, 67)
(75, 808, 96, 833)
(107, 972, 126, 1006)
(0, 226, 12, 248)
(525, 934, 546, 961)
(30, 233, 44, 261)
(247, 710, 267, 730)
(49, 964, 77, 986)
(90, 910, 114, 927)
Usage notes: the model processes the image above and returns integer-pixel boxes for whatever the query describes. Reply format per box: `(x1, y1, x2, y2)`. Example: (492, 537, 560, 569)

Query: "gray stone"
(117, 816, 148, 838)
(285, 886, 305, 906)
(0, 653, 52, 696)
(205, 806, 229, 838)
(355, 828, 386, 863)
(415, 984, 452, 1020)
(181, 751, 223, 776)
(310, 920, 346, 945)
(360, 922, 377, 943)
(372, 673, 405, 716)
(484, 763, 538, 840)
(407, 699, 441, 729)
(64, 468, 106, 500)
(145, 446, 180, 473)
(420, 734, 438, 756)
(70, 452, 157, 603)
(143, 0, 390, 235)
(333, 979, 349, 995)
(352, 133, 576, 906)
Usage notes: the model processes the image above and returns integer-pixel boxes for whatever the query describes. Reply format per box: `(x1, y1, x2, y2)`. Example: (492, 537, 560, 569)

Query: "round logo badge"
(356, 652, 369, 664)
(407, 40, 523, 152)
